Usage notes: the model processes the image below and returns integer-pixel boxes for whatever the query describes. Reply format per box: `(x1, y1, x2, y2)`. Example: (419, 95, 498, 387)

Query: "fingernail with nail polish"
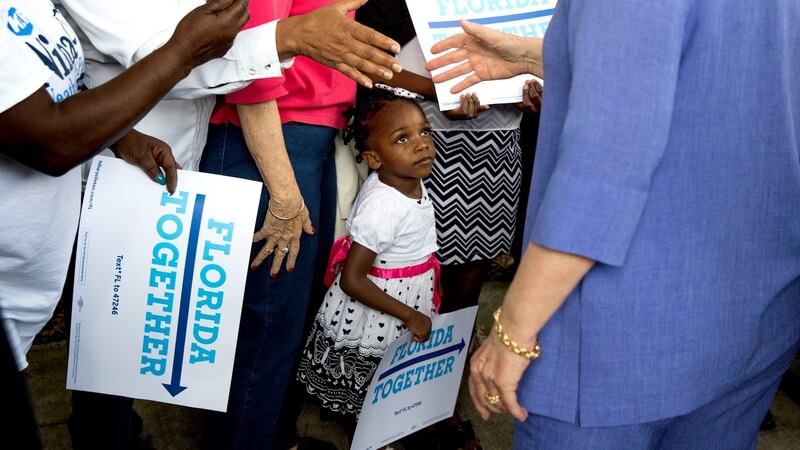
(155, 173, 166, 185)
(270, 273, 277, 279)
(287, 267, 294, 273)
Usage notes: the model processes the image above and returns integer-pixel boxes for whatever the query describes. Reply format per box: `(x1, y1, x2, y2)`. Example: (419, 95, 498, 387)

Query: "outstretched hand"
(111, 129, 179, 194)
(425, 20, 543, 94)
(277, 0, 403, 88)
(169, 0, 250, 68)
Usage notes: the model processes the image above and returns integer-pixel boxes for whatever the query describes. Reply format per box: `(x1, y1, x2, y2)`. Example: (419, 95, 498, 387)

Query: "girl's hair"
(342, 87, 424, 163)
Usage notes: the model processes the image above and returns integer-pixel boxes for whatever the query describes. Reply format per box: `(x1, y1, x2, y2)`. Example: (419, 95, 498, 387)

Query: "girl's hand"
(514, 79, 543, 115)
(405, 310, 432, 342)
(251, 196, 315, 277)
(443, 93, 489, 121)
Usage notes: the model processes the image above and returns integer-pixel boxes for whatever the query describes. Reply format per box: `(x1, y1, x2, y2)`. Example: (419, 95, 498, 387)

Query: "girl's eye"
(395, 135, 409, 144)
(421, 128, 432, 136)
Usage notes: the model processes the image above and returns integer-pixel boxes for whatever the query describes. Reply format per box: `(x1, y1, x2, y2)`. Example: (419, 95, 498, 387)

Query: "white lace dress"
(297, 173, 438, 418)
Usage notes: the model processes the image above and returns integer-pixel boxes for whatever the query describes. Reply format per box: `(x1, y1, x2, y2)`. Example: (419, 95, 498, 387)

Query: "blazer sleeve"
(529, 0, 691, 266)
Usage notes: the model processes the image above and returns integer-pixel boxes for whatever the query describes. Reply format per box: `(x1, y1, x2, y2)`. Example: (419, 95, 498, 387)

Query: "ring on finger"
(484, 391, 501, 405)
(279, 247, 290, 254)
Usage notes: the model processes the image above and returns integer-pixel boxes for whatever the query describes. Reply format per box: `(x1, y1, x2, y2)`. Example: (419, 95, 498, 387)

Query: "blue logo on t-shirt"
(7, 7, 33, 36)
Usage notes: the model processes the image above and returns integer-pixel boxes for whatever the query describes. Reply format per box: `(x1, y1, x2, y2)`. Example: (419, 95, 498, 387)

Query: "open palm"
(425, 20, 543, 94)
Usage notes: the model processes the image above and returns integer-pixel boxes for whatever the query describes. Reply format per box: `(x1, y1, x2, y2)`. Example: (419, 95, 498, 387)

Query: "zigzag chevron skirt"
(424, 129, 522, 265)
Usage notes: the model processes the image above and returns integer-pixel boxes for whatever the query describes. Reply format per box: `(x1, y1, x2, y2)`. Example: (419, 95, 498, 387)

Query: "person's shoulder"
(351, 175, 407, 220)
(356, 173, 396, 202)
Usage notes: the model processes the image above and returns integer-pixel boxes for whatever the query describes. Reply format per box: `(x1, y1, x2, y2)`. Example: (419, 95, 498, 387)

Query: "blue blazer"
(520, 0, 800, 426)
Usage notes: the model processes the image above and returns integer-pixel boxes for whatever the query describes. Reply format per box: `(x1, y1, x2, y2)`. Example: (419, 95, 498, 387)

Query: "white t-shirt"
(346, 172, 438, 262)
(0, 0, 84, 369)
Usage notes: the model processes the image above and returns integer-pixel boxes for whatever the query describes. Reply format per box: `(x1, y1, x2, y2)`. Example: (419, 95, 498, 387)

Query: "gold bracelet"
(493, 307, 541, 360)
(268, 199, 305, 220)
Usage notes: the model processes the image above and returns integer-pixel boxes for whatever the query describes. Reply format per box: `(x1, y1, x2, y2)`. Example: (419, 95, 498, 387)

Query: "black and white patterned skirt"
(297, 269, 436, 419)
(425, 128, 522, 265)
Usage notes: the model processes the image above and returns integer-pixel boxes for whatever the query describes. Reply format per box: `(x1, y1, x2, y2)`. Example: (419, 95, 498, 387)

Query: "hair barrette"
(374, 83, 425, 101)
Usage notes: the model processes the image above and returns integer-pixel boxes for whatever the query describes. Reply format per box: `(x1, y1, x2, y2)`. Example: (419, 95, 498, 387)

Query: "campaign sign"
(406, 0, 557, 110)
(351, 306, 478, 450)
(67, 156, 261, 411)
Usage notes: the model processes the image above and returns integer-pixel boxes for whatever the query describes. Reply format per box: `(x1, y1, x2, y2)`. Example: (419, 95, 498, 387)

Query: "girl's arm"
(383, 70, 437, 98)
(340, 242, 432, 342)
(237, 100, 313, 277)
(376, 70, 486, 120)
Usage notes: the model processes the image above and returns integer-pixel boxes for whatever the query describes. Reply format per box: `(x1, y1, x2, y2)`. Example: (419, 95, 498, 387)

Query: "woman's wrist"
(493, 307, 540, 359)
(267, 189, 303, 214)
(520, 36, 544, 78)
(268, 198, 305, 221)
(498, 293, 542, 348)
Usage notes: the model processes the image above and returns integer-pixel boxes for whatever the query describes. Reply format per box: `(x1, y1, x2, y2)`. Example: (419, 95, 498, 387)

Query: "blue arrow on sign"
(163, 193, 206, 397)
(377, 338, 466, 381)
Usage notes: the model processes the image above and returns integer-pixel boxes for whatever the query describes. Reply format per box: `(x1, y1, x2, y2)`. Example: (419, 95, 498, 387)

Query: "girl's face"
(363, 100, 436, 181)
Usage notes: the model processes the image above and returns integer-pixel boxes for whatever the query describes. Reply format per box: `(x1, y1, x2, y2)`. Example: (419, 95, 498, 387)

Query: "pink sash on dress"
(323, 236, 441, 312)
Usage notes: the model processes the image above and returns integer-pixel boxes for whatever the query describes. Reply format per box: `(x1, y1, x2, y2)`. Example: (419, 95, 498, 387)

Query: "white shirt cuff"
(225, 19, 292, 79)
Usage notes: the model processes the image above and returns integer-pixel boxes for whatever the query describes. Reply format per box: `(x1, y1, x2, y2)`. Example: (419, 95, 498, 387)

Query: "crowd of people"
(1, 0, 799, 449)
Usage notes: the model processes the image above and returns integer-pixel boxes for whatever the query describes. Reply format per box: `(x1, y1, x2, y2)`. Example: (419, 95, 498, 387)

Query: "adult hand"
(425, 20, 543, 94)
(514, 79, 543, 114)
(110, 129, 179, 194)
(443, 93, 489, 121)
(251, 196, 314, 278)
(277, 0, 402, 88)
(169, 0, 250, 68)
(468, 333, 532, 422)
(405, 310, 432, 343)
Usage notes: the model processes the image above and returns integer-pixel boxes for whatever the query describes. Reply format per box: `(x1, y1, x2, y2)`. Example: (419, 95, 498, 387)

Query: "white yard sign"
(67, 156, 261, 411)
(406, 0, 556, 110)
(351, 306, 478, 450)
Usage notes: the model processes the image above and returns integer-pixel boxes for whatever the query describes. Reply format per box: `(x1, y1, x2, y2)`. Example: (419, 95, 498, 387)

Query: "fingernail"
(392, 63, 403, 73)
(311, 226, 317, 234)
(287, 267, 294, 273)
(155, 173, 166, 185)
(270, 273, 277, 279)
(383, 71, 393, 80)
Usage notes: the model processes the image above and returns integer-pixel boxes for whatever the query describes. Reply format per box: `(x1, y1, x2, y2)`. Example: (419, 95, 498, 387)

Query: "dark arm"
(275, 0, 402, 88)
(340, 242, 431, 341)
(0, 0, 249, 176)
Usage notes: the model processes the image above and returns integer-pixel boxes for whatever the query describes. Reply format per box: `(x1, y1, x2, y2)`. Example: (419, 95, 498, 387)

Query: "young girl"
(297, 86, 440, 424)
